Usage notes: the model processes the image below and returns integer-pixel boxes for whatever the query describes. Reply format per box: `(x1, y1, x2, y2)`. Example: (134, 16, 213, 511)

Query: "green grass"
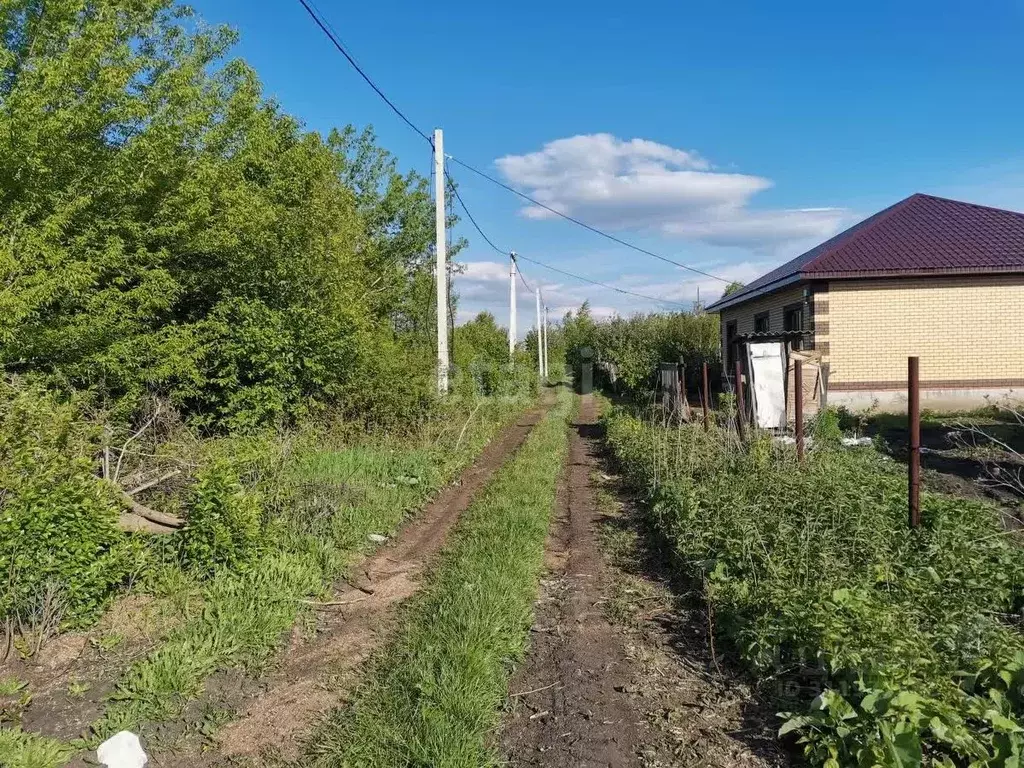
(90, 396, 531, 742)
(307, 387, 574, 767)
(0, 728, 74, 768)
(1, 395, 534, 768)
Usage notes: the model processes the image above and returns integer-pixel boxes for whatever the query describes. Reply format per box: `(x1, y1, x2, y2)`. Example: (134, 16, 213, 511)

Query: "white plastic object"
(97, 731, 148, 768)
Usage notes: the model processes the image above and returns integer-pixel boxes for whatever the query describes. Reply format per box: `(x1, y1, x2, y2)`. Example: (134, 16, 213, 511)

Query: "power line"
(446, 156, 730, 284)
(447, 170, 688, 308)
(513, 253, 690, 309)
(446, 171, 535, 293)
(296, 0, 432, 145)
(296, 0, 727, 293)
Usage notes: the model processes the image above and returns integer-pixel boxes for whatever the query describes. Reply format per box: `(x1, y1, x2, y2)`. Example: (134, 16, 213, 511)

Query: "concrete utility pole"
(542, 304, 549, 378)
(535, 289, 543, 376)
(434, 128, 449, 394)
(508, 252, 517, 360)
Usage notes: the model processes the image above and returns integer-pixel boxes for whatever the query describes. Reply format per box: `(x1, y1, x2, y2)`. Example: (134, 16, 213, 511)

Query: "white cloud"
(495, 134, 849, 249)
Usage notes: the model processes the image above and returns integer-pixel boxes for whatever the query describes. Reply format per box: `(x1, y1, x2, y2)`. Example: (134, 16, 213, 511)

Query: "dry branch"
(126, 469, 182, 497)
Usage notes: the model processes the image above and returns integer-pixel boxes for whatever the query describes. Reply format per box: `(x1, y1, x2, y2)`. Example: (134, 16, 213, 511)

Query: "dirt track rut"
(157, 399, 552, 766)
(500, 395, 788, 768)
(500, 395, 652, 766)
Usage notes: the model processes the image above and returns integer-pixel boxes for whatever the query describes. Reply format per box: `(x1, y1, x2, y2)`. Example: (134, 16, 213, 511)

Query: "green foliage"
(86, 394, 532, 743)
(812, 406, 843, 446)
(605, 410, 1024, 766)
(0, 0, 448, 430)
(557, 303, 719, 395)
(721, 280, 745, 297)
(0, 381, 135, 626)
(179, 461, 263, 575)
(453, 311, 514, 395)
(309, 388, 574, 767)
(0, 727, 74, 768)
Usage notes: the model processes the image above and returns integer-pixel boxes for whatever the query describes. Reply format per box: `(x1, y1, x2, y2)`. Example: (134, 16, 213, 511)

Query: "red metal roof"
(708, 194, 1024, 310)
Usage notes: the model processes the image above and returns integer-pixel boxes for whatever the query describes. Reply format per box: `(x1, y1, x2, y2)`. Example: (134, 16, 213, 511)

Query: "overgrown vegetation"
(0, 381, 137, 629)
(0, 0, 536, 635)
(0, 394, 532, 766)
(308, 388, 573, 767)
(557, 301, 719, 395)
(606, 410, 1024, 767)
(0, 0, 457, 430)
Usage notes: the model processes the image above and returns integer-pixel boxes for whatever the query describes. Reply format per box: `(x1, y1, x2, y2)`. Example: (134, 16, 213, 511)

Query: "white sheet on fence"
(747, 342, 787, 429)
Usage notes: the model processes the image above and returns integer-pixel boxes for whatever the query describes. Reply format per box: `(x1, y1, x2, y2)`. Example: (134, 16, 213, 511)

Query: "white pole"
(434, 129, 449, 394)
(543, 304, 549, 378)
(535, 288, 543, 377)
(509, 252, 517, 360)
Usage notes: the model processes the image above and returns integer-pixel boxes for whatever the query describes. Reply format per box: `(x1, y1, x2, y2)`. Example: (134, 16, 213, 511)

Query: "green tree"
(0, 0, 447, 428)
(722, 280, 745, 297)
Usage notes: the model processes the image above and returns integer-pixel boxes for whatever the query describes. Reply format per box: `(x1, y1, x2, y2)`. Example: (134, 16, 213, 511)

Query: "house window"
(783, 303, 803, 333)
(725, 320, 737, 367)
(784, 302, 814, 351)
(754, 312, 770, 333)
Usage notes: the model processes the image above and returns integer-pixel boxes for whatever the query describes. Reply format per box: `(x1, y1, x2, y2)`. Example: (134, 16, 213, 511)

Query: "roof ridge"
(911, 192, 1024, 219)
(800, 194, 919, 273)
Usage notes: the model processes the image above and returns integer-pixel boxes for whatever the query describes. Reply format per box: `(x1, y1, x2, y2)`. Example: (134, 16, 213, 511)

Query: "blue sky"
(191, 0, 1024, 333)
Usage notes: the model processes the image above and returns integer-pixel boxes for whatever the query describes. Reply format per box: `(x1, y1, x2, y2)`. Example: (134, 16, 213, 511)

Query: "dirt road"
(155, 400, 554, 766)
(500, 395, 788, 768)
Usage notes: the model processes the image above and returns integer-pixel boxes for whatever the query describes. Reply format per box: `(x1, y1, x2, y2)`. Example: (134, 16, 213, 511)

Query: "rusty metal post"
(908, 356, 921, 529)
(734, 360, 746, 441)
(794, 360, 804, 461)
(702, 362, 710, 432)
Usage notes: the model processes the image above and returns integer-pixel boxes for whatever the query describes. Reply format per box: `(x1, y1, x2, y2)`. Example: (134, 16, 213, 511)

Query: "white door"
(747, 342, 787, 429)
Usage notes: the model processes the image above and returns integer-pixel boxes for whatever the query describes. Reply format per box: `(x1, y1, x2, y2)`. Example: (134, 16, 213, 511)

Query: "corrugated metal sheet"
(708, 194, 1024, 311)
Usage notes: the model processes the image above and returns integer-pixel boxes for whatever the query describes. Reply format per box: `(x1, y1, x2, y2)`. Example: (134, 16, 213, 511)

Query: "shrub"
(0, 381, 135, 627)
(811, 406, 843, 445)
(605, 409, 1024, 766)
(179, 461, 264, 575)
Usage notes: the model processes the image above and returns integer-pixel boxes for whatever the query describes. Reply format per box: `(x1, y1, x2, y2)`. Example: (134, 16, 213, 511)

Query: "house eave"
(706, 273, 804, 313)
(805, 265, 1024, 280)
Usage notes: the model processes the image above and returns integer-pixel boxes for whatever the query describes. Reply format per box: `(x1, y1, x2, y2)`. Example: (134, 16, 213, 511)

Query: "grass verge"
(2, 395, 533, 767)
(306, 386, 574, 767)
(90, 396, 533, 744)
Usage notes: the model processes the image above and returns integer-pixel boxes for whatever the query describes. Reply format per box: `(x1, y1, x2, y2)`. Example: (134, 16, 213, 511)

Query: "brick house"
(706, 193, 1024, 411)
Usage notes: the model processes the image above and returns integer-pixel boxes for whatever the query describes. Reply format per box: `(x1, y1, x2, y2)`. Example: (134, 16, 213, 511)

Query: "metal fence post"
(702, 362, 710, 432)
(908, 356, 921, 528)
(734, 360, 746, 441)
(795, 359, 804, 461)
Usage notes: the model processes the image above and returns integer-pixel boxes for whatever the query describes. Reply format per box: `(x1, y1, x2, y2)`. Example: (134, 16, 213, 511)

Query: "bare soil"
(151, 399, 553, 766)
(2, 593, 182, 743)
(499, 396, 790, 768)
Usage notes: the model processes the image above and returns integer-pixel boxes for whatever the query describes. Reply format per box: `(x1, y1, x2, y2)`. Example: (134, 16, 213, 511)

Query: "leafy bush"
(179, 461, 264, 575)
(606, 410, 1024, 766)
(556, 302, 719, 395)
(0, 382, 135, 626)
(811, 406, 843, 445)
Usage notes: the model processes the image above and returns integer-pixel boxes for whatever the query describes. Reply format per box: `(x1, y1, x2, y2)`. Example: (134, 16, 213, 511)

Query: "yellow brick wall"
(827, 274, 1024, 387)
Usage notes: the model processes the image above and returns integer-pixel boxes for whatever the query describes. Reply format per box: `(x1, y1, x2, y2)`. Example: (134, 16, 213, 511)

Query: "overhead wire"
(295, 0, 730, 293)
(445, 156, 730, 284)
(447, 182, 689, 309)
(512, 253, 690, 309)
(296, 0, 433, 145)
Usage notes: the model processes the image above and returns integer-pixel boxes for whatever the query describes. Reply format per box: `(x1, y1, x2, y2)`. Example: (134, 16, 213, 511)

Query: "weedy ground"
(302, 385, 574, 767)
(0, 394, 533, 768)
(605, 407, 1024, 767)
